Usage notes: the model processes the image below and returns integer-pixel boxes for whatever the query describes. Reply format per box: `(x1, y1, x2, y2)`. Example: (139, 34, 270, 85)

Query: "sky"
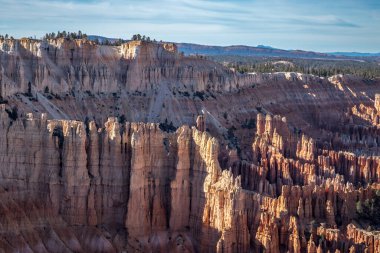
(0, 0, 379, 52)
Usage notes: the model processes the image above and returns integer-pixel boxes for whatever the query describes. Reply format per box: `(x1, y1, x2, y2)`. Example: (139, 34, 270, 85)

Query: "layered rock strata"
(0, 104, 379, 252)
(0, 38, 380, 253)
(0, 38, 256, 96)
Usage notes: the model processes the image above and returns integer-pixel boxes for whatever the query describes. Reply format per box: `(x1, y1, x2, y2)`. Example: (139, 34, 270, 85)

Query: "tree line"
(0, 34, 14, 40)
(2, 31, 160, 47)
(44, 30, 88, 40)
(210, 55, 380, 79)
(131, 34, 156, 42)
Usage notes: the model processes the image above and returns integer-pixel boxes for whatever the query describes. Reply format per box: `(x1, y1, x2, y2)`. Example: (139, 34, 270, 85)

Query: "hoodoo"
(0, 36, 379, 252)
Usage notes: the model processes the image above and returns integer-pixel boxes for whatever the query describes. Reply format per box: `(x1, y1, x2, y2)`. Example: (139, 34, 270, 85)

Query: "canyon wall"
(0, 38, 380, 252)
(0, 38, 257, 96)
(0, 103, 379, 252)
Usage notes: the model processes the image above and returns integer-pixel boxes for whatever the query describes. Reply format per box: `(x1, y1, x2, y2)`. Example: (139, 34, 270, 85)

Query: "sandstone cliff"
(0, 38, 257, 97)
(0, 106, 379, 252)
(1, 37, 380, 253)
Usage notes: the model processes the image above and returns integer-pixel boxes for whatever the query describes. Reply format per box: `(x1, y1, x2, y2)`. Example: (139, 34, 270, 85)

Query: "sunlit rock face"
(0, 38, 258, 97)
(0, 111, 241, 252)
(0, 109, 379, 253)
(0, 38, 380, 252)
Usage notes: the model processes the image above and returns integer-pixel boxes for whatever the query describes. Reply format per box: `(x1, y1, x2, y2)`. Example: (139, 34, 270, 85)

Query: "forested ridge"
(209, 55, 380, 78)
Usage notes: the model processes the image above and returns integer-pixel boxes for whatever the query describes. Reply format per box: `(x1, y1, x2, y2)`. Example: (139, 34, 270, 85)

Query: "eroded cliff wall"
(0, 38, 256, 97)
(0, 107, 248, 252)
(1, 38, 380, 253)
(0, 106, 379, 252)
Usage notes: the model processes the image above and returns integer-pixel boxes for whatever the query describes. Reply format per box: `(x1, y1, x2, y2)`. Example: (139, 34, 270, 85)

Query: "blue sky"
(0, 0, 379, 52)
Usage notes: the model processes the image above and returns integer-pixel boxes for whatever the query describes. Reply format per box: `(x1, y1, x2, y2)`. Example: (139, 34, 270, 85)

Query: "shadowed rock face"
(0, 38, 380, 252)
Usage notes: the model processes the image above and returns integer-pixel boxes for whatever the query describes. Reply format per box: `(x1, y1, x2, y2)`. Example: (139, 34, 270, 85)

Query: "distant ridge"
(327, 52, 380, 57)
(87, 35, 121, 43)
(176, 43, 379, 60)
(86, 35, 379, 60)
(256, 45, 276, 49)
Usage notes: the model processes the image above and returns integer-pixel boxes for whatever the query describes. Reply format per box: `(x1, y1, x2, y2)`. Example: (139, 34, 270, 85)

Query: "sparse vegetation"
(44, 30, 88, 40)
(193, 91, 205, 101)
(43, 31, 130, 46)
(0, 34, 14, 40)
(96, 38, 128, 46)
(241, 118, 256, 129)
(5, 106, 18, 121)
(210, 55, 380, 79)
(118, 114, 126, 124)
(356, 190, 380, 227)
(226, 126, 239, 150)
(26, 81, 32, 97)
(0, 96, 8, 104)
(159, 119, 177, 133)
(131, 34, 156, 42)
(177, 91, 190, 97)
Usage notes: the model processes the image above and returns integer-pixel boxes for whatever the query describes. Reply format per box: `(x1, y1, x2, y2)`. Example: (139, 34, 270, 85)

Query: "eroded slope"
(0, 38, 379, 253)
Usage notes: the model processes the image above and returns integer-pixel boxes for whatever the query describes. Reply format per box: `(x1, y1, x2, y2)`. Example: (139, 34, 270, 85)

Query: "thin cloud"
(287, 16, 360, 28)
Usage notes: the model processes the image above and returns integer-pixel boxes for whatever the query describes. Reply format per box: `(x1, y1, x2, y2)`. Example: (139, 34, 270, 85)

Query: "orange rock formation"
(0, 38, 379, 252)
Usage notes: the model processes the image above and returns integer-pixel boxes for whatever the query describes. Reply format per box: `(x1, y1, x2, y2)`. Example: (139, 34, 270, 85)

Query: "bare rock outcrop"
(0, 38, 257, 97)
(1, 36, 380, 253)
